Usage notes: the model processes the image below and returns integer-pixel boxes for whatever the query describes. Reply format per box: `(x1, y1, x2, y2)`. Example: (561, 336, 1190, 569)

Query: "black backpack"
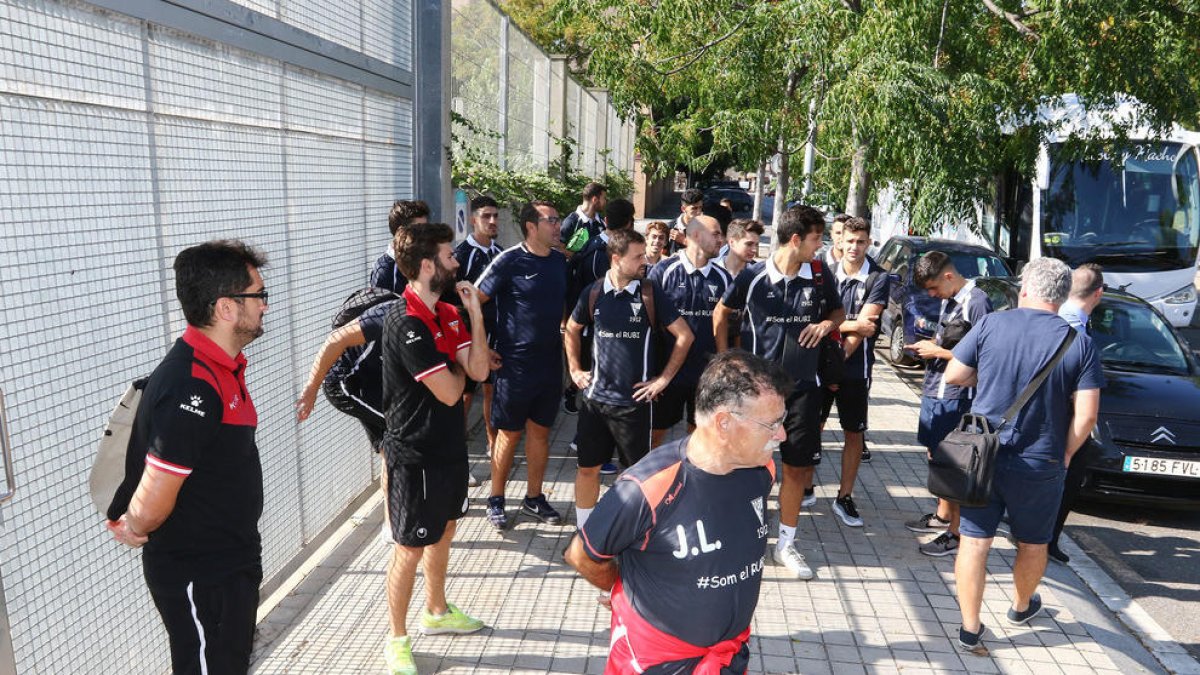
(333, 287, 401, 330)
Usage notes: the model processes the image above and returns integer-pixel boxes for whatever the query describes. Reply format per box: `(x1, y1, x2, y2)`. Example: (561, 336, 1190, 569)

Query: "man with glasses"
(565, 351, 791, 675)
(455, 195, 504, 468)
(476, 201, 570, 528)
(107, 240, 269, 674)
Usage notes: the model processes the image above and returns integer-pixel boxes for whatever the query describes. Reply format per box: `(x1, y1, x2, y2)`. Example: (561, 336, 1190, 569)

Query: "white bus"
(872, 96, 1200, 327)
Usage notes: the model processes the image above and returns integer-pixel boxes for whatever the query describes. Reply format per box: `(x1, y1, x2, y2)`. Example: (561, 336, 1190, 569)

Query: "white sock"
(777, 524, 796, 551)
(576, 507, 594, 530)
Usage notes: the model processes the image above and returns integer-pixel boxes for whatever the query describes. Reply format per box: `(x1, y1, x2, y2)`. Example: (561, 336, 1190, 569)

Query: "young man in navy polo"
(560, 181, 608, 254)
(667, 188, 705, 256)
(454, 195, 504, 461)
(476, 200, 570, 529)
(819, 217, 889, 527)
(647, 213, 731, 448)
(379, 222, 492, 673)
(903, 251, 993, 557)
(565, 229, 694, 529)
(107, 240, 268, 674)
(370, 199, 430, 292)
(714, 205, 845, 580)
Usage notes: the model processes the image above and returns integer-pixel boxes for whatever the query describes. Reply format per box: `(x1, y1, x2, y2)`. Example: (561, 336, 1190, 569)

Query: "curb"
(1062, 534, 1200, 674)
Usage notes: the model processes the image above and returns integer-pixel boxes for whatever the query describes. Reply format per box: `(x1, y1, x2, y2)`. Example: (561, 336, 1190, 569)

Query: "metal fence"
(0, 0, 433, 671)
(449, 0, 635, 178)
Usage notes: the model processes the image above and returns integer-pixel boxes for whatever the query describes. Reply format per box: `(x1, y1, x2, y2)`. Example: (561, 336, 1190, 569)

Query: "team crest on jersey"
(629, 302, 643, 322)
(708, 284, 718, 296)
(750, 496, 764, 526)
(179, 395, 206, 417)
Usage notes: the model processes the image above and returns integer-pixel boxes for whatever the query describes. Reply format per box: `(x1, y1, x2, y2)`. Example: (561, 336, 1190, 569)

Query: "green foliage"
(449, 112, 633, 217)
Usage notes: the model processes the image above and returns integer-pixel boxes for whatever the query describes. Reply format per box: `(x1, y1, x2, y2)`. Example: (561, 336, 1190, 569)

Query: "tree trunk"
(773, 134, 789, 236)
(845, 134, 871, 217)
(801, 98, 818, 199)
(752, 160, 766, 220)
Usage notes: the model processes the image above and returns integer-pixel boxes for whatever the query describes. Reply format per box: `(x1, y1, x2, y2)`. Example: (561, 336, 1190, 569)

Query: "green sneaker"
(383, 636, 417, 675)
(421, 603, 484, 635)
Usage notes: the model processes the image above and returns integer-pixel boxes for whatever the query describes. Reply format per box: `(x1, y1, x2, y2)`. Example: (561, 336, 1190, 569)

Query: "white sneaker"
(467, 469, 480, 487)
(380, 520, 397, 545)
(801, 489, 817, 508)
(773, 542, 814, 580)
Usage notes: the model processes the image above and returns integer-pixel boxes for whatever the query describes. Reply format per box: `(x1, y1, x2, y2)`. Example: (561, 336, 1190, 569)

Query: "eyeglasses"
(730, 411, 785, 434)
(226, 291, 269, 302)
(538, 216, 562, 224)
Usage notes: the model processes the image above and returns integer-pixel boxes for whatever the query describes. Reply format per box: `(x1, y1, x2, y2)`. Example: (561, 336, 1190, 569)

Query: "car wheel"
(888, 324, 916, 367)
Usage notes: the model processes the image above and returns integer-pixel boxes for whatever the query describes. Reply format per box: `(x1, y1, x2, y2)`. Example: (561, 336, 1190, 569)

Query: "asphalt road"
(882, 324, 1200, 660)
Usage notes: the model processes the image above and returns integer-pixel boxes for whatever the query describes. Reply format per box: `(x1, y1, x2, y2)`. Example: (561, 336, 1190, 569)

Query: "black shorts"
(386, 460, 469, 547)
(146, 566, 262, 675)
(323, 378, 386, 451)
(819, 378, 870, 432)
(781, 385, 824, 467)
(651, 383, 697, 430)
(577, 399, 651, 469)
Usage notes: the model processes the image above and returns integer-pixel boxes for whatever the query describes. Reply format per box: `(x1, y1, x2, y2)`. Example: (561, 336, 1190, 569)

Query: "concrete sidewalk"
(250, 365, 1165, 674)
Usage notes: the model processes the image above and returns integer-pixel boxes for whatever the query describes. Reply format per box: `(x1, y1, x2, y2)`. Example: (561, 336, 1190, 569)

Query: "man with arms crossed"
(943, 257, 1102, 653)
(715, 205, 845, 580)
(378, 222, 491, 674)
(476, 201, 570, 528)
(903, 251, 992, 556)
(819, 217, 888, 526)
(565, 229, 693, 529)
(565, 351, 791, 674)
(107, 240, 268, 675)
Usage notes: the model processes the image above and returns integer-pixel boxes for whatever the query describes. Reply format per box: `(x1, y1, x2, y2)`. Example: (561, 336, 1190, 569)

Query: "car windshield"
(1089, 299, 1192, 375)
(946, 252, 1010, 279)
(1041, 142, 1200, 271)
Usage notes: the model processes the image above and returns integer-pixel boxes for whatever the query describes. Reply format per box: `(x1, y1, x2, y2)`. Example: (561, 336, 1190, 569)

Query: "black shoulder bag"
(927, 330, 1077, 507)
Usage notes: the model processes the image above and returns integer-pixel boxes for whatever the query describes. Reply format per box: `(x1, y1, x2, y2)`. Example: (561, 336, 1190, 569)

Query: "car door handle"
(0, 388, 14, 503)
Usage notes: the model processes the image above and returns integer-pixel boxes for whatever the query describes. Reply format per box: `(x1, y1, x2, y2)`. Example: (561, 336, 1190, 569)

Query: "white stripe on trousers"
(186, 582, 209, 675)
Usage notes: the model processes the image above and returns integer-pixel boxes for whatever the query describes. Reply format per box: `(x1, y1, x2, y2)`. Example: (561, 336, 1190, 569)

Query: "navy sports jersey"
(648, 252, 733, 386)
(580, 438, 773, 672)
(124, 326, 262, 585)
(570, 276, 681, 406)
(952, 309, 1105, 463)
(475, 243, 568, 371)
(370, 251, 406, 292)
(921, 279, 992, 399)
(560, 207, 605, 250)
(324, 299, 396, 417)
(455, 234, 503, 338)
(381, 286, 472, 466)
(666, 216, 687, 256)
(720, 257, 842, 386)
(835, 257, 890, 381)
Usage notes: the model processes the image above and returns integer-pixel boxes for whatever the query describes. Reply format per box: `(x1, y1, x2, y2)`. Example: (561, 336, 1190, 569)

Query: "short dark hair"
(776, 205, 825, 245)
(607, 228, 646, 258)
(470, 195, 498, 213)
(695, 350, 793, 418)
(681, 188, 704, 206)
(842, 217, 870, 236)
(702, 204, 733, 234)
(174, 239, 268, 327)
(583, 182, 607, 200)
(389, 200, 430, 236)
(832, 213, 851, 224)
(914, 250, 956, 286)
(605, 198, 636, 230)
(394, 222, 454, 280)
(728, 218, 765, 241)
(1071, 263, 1105, 299)
(518, 200, 556, 238)
(644, 220, 670, 237)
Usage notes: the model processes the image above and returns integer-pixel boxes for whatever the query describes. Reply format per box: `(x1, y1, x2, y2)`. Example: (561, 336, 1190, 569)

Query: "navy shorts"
(492, 364, 561, 431)
(780, 385, 823, 467)
(960, 455, 1066, 544)
(577, 399, 651, 469)
(917, 396, 972, 452)
(819, 378, 870, 432)
(650, 383, 697, 430)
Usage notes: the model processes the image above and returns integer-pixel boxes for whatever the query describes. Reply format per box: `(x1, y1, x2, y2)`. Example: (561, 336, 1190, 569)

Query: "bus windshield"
(1040, 142, 1200, 272)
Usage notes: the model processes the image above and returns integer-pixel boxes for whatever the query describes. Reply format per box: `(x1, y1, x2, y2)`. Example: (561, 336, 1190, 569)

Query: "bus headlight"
(1161, 285, 1197, 305)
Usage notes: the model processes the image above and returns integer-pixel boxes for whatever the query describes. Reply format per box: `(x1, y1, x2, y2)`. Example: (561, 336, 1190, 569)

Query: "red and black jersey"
(381, 286, 472, 466)
(121, 326, 262, 585)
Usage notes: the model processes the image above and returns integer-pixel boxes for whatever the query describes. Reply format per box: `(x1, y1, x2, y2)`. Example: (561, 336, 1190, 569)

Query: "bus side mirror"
(1035, 144, 1051, 191)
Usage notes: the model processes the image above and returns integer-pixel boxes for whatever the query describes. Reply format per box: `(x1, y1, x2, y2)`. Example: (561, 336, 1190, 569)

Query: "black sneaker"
(905, 512, 951, 533)
(958, 624, 988, 655)
(562, 391, 579, 415)
(1007, 593, 1044, 625)
(486, 496, 507, 530)
(861, 442, 872, 463)
(832, 494, 864, 527)
(919, 531, 959, 557)
(522, 494, 563, 524)
(1048, 543, 1070, 565)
